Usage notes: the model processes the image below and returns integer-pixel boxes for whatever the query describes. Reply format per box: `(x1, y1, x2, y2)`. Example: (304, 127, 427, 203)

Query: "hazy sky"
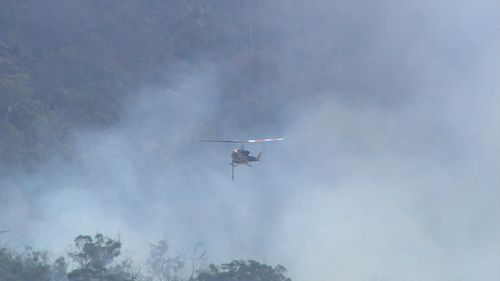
(1, 1, 499, 281)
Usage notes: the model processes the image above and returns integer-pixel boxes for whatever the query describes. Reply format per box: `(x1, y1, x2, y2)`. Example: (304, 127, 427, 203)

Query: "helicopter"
(201, 138, 285, 181)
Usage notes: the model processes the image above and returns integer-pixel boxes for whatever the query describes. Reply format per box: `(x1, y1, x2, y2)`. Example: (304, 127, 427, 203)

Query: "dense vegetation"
(0, 233, 291, 281)
(1, 3, 294, 279)
(0, 0, 281, 172)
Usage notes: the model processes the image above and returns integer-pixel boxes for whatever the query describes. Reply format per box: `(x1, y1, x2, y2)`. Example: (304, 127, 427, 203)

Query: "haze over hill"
(1, 1, 499, 281)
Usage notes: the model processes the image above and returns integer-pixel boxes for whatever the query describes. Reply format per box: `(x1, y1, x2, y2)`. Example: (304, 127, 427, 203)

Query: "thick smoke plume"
(1, 1, 499, 281)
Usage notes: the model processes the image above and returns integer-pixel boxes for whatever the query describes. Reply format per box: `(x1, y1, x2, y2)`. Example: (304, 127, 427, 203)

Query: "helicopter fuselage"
(231, 148, 260, 165)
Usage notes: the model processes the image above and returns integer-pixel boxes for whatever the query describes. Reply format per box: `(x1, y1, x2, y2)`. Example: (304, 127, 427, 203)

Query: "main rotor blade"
(200, 140, 241, 143)
(246, 138, 285, 143)
(200, 138, 285, 143)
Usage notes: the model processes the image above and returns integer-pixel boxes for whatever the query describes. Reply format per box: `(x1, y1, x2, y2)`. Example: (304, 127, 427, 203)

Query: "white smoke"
(1, 1, 499, 281)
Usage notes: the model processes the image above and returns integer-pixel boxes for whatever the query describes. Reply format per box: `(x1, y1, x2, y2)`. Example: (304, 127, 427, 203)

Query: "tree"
(195, 260, 291, 281)
(0, 246, 51, 281)
(67, 233, 138, 281)
(147, 239, 206, 281)
(51, 257, 69, 281)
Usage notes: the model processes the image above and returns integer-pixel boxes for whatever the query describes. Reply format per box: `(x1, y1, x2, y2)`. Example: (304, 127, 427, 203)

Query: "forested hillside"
(2, 1, 497, 281)
(0, 0, 281, 171)
(0, 2, 295, 279)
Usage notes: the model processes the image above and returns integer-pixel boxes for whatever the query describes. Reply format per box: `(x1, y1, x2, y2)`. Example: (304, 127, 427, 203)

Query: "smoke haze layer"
(1, 1, 499, 281)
